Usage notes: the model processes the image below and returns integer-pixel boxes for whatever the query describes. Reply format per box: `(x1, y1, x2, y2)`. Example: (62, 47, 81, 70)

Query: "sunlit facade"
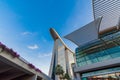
(63, 0, 120, 80)
(49, 28, 75, 80)
(75, 30, 120, 80)
(82, 67, 120, 80)
(76, 31, 120, 67)
(92, 0, 120, 31)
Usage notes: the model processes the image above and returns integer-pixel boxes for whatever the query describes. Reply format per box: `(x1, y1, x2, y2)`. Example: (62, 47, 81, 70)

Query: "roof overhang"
(64, 17, 102, 46)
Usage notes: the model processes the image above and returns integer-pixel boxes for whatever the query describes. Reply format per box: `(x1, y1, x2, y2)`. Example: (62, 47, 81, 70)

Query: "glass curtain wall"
(82, 67, 120, 80)
(76, 31, 120, 67)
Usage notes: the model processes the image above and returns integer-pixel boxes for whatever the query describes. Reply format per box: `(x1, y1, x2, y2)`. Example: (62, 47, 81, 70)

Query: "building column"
(76, 73, 81, 80)
(25, 75, 37, 80)
(0, 47, 3, 53)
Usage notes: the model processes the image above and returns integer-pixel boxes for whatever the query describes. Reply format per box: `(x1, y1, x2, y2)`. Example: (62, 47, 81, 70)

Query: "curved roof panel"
(64, 17, 102, 46)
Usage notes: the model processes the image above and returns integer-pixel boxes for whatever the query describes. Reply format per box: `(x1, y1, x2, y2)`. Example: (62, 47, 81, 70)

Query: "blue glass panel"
(80, 61, 87, 66)
(82, 77, 88, 80)
(111, 52, 120, 58)
(107, 46, 120, 58)
(82, 67, 120, 78)
(86, 60, 92, 64)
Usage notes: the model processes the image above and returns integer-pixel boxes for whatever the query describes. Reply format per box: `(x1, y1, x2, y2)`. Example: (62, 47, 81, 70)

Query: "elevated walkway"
(0, 42, 51, 80)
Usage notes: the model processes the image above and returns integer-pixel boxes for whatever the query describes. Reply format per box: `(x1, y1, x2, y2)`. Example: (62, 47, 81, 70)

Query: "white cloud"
(21, 31, 33, 35)
(38, 53, 52, 58)
(28, 44, 39, 50)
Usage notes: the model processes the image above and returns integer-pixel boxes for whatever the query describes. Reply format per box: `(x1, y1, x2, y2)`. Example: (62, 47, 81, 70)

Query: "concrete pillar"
(76, 73, 81, 80)
(0, 47, 3, 53)
(25, 75, 37, 80)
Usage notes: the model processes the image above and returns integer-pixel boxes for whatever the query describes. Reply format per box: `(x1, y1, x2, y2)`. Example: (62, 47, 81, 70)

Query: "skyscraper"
(92, 0, 120, 31)
(49, 28, 75, 80)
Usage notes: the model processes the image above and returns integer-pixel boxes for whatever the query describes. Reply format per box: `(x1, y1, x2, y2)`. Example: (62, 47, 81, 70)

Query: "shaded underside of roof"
(64, 17, 102, 46)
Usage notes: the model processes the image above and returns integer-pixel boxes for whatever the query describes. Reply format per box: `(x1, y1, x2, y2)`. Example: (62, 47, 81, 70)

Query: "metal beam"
(0, 72, 25, 80)
(0, 67, 12, 73)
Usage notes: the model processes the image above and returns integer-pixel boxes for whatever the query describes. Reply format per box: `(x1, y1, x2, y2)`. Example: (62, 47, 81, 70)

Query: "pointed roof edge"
(49, 28, 74, 54)
(64, 16, 102, 46)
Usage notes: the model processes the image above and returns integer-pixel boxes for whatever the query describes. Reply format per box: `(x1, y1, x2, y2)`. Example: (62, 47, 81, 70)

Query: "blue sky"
(0, 0, 93, 74)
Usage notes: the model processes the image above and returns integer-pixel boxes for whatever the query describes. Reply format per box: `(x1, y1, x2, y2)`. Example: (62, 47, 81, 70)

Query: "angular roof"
(64, 17, 102, 46)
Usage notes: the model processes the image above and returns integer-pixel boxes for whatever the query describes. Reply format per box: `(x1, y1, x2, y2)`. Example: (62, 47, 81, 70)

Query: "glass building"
(76, 30, 120, 67)
(76, 28, 120, 80)
(49, 28, 75, 80)
(65, 18, 120, 80)
(64, 0, 120, 80)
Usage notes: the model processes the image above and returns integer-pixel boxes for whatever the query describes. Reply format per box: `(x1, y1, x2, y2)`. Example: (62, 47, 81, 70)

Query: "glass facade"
(57, 39, 66, 72)
(82, 67, 120, 80)
(49, 38, 75, 80)
(76, 31, 120, 67)
(67, 50, 75, 79)
(49, 28, 75, 80)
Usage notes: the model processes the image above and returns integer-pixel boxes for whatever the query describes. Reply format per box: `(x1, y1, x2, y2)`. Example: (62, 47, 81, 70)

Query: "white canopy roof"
(64, 17, 102, 46)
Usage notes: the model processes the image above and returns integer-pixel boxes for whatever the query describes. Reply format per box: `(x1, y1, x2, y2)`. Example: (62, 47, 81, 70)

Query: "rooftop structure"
(64, 17, 102, 46)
